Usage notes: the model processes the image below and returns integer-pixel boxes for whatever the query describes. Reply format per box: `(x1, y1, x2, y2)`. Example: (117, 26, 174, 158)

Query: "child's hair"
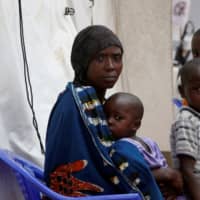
(192, 29, 200, 57)
(178, 58, 200, 86)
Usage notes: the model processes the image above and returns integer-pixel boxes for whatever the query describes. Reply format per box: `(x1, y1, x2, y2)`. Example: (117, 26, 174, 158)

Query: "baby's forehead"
(114, 100, 140, 112)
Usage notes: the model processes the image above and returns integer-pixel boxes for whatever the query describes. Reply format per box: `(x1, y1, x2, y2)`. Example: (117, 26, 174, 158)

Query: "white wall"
(116, 0, 173, 151)
(190, 0, 200, 30)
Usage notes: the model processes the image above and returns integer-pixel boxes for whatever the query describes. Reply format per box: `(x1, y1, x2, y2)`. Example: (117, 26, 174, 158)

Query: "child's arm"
(179, 154, 200, 200)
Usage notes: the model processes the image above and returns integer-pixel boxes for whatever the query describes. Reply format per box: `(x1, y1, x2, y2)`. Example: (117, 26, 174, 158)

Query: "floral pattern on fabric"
(50, 160, 103, 196)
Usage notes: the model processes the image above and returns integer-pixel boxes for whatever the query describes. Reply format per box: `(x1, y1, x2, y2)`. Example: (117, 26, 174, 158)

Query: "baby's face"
(104, 100, 136, 139)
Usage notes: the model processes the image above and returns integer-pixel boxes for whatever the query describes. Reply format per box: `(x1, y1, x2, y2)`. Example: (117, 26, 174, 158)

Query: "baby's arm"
(179, 154, 200, 200)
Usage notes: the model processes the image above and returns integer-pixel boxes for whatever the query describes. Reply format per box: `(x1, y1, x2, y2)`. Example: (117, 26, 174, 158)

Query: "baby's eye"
(114, 116, 122, 121)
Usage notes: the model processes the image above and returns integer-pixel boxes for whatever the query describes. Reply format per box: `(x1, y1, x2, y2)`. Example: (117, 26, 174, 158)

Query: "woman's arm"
(179, 154, 200, 200)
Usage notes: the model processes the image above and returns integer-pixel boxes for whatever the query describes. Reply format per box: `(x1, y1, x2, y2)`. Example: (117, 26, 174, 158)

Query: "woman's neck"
(96, 89, 106, 103)
(78, 82, 106, 103)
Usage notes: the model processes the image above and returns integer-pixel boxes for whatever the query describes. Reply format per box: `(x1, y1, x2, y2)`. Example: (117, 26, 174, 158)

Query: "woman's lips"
(103, 76, 117, 82)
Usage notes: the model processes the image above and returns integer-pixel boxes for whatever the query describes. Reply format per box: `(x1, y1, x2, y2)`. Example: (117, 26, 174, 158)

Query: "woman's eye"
(192, 87, 200, 93)
(113, 54, 122, 63)
(96, 55, 105, 62)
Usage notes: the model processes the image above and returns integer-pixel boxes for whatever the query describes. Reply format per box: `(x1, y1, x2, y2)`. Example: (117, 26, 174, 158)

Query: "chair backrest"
(0, 149, 142, 200)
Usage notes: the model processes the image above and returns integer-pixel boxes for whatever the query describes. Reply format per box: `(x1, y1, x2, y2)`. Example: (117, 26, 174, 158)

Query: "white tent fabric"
(67, 0, 117, 32)
(67, 0, 93, 31)
(0, 0, 76, 166)
(0, 0, 77, 199)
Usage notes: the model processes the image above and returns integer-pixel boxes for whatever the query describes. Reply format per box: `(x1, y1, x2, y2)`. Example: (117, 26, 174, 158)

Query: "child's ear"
(178, 84, 185, 98)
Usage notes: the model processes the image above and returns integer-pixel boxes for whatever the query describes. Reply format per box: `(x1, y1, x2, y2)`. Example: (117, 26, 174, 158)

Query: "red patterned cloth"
(50, 160, 103, 197)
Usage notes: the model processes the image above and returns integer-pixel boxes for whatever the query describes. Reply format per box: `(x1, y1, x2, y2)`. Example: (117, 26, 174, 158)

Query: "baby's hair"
(178, 58, 200, 86)
(106, 92, 144, 119)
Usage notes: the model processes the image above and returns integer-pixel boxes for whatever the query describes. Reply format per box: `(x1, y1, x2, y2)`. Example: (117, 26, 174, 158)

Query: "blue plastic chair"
(0, 149, 142, 200)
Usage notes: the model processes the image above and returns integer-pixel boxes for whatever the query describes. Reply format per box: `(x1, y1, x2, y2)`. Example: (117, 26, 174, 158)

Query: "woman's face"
(86, 46, 123, 91)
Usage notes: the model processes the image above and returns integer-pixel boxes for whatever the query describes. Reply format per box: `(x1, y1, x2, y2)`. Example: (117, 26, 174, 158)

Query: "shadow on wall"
(162, 151, 173, 167)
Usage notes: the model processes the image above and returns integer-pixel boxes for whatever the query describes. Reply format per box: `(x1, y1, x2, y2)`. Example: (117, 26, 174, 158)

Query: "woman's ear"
(178, 84, 185, 98)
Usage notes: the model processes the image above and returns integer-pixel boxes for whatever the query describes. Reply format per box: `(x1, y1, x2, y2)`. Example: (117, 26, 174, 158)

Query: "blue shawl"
(44, 83, 163, 199)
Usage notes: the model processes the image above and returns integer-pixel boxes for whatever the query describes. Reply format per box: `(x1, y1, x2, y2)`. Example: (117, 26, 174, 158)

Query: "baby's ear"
(178, 84, 185, 98)
(133, 120, 141, 131)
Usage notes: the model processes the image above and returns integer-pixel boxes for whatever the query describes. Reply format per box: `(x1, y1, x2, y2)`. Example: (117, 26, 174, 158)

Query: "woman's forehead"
(98, 46, 122, 54)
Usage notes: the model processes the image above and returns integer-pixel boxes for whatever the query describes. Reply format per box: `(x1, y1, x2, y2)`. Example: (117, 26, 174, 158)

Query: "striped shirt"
(170, 106, 200, 175)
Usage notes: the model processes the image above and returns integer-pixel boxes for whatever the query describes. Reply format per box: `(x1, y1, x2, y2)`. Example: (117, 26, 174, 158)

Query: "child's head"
(191, 29, 200, 58)
(104, 92, 144, 140)
(178, 58, 200, 112)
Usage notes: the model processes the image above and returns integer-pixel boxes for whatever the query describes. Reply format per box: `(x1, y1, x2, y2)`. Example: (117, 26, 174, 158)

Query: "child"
(171, 58, 200, 199)
(104, 92, 184, 199)
(174, 28, 200, 109)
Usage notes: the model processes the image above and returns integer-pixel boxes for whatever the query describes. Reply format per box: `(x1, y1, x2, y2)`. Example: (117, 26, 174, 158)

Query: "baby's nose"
(107, 117, 114, 125)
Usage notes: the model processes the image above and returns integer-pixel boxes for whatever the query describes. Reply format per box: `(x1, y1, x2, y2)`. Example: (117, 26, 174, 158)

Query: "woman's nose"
(105, 57, 114, 70)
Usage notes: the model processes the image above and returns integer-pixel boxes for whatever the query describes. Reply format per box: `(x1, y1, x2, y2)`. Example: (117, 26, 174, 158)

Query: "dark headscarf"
(71, 25, 123, 85)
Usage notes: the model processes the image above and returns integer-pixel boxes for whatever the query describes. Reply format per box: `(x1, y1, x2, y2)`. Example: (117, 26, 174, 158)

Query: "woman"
(44, 25, 163, 199)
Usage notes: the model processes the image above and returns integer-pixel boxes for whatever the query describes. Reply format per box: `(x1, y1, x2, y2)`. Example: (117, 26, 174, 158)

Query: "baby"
(104, 92, 184, 199)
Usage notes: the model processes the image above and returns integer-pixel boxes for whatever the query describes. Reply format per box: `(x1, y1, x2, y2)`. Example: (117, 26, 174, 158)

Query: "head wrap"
(71, 25, 123, 85)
